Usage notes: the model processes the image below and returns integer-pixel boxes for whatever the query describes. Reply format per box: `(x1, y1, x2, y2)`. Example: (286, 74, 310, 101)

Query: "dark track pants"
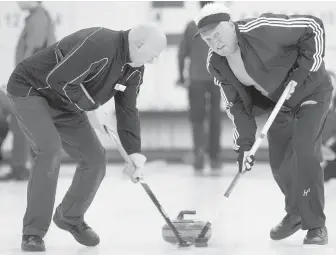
(188, 81, 221, 160)
(7, 94, 107, 237)
(0, 91, 9, 149)
(268, 90, 331, 230)
(0, 90, 30, 168)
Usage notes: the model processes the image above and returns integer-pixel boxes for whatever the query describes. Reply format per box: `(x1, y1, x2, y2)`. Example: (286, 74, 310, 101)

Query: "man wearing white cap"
(194, 3, 330, 245)
(6, 23, 167, 251)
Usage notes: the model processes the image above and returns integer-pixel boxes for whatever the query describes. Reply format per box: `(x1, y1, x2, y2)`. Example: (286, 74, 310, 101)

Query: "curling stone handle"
(177, 210, 196, 220)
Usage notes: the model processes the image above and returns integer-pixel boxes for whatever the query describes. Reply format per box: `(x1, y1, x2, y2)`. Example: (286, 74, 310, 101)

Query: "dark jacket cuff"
(236, 144, 253, 153)
(287, 68, 310, 86)
(126, 147, 141, 155)
(118, 131, 141, 155)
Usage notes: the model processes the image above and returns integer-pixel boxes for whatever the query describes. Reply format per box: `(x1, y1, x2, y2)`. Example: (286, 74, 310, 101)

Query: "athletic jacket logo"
(213, 76, 239, 151)
(303, 188, 311, 196)
(115, 84, 126, 92)
(300, 100, 317, 107)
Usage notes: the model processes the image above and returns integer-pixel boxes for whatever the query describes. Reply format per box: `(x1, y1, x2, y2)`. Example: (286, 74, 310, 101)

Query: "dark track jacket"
(207, 13, 330, 152)
(7, 27, 143, 154)
(16, 5, 56, 65)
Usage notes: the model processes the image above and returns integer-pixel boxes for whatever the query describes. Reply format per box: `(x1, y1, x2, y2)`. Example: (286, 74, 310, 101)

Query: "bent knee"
(31, 137, 62, 170)
(34, 138, 62, 158)
(88, 149, 107, 181)
(87, 147, 107, 172)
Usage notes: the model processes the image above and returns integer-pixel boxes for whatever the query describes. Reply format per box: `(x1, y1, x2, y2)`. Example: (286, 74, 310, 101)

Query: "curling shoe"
(21, 235, 45, 252)
(270, 214, 302, 240)
(53, 210, 100, 247)
(304, 226, 328, 245)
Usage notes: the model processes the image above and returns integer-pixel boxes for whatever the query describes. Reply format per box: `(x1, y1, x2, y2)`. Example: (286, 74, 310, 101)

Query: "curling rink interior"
(1, 162, 336, 255)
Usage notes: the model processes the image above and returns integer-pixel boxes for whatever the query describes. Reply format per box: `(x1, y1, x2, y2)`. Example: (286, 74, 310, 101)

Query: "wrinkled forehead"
(199, 23, 220, 38)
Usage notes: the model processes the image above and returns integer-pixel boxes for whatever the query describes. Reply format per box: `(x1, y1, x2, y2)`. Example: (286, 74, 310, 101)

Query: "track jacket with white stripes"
(207, 13, 330, 152)
(7, 27, 144, 154)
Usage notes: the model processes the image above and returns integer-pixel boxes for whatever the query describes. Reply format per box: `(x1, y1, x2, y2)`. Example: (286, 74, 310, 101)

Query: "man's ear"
(134, 40, 145, 50)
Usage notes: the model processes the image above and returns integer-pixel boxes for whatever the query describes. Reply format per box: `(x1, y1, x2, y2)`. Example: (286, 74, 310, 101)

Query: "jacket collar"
(121, 30, 132, 64)
(234, 22, 247, 54)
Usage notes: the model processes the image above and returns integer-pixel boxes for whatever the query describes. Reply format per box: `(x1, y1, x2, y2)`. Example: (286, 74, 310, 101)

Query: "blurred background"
(1, 1, 336, 165)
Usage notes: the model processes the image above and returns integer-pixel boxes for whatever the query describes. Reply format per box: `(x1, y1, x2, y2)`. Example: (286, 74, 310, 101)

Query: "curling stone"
(162, 210, 211, 247)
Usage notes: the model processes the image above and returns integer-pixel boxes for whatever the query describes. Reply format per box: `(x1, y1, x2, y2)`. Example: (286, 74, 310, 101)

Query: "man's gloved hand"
(286, 80, 298, 100)
(123, 153, 146, 183)
(321, 143, 336, 161)
(176, 77, 189, 88)
(237, 149, 255, 172)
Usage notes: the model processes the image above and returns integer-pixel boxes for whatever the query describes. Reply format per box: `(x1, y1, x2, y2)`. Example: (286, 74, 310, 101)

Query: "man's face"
(129, 41, 164, 67)
(129, 52, 158, 67)
(200, 21, 238, 56)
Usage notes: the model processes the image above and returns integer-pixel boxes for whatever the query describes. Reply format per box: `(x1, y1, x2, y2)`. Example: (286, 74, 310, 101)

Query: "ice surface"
(0, 162, 335, 255)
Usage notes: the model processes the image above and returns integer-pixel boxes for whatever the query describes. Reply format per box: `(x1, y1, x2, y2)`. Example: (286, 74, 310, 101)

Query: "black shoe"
(270, 214, 302, 240)
(12, 166, 30, 181)
(304, 226, 328, 245)
(193, 151, 205, 171)
(53, 211, 100, 246)
(0, 166, 29, 181)
(210, 159, 222, 176)
(210, 159, 222, 169)
(0, 171, 14, 181)
(209, 168, 222, 177)
(21, 235, 45, 252)
(193, 152, 205, 177)
(194, 169, 204, 177)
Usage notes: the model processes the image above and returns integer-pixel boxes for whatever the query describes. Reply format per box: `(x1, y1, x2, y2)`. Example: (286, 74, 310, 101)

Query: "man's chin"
(215, 50, 228, 57)
(216, 47, 236, 57)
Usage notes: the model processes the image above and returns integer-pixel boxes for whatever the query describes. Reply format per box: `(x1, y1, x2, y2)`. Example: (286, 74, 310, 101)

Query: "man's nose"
(212, 33, 220, 40)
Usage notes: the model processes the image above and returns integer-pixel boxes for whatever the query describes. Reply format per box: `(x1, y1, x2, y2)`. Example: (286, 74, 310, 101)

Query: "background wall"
(0, 1, 335, 162)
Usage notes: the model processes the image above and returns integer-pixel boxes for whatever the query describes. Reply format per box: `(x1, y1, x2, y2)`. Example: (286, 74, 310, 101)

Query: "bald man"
(6, 24, 167, 252)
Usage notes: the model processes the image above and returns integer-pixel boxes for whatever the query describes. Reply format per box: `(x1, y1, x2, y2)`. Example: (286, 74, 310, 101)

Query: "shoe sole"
(303, 237, 328, 245)
(21, 244, 45, 252)
(303, 240, 328, 245)
(53, 214, 100, 247)
(194, 172, 205, 177)
(270, 222, 302, 240)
